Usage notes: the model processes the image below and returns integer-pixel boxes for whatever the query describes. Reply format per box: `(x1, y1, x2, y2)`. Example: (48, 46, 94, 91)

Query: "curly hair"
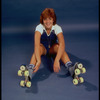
(40, 8, 57, 25)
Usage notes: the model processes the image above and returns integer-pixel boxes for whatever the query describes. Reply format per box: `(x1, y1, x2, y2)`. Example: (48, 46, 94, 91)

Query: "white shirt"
(35, 24, 63, 36)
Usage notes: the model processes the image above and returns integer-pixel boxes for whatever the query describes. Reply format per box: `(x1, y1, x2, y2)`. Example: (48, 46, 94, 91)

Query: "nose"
(46, 18, 50, 22)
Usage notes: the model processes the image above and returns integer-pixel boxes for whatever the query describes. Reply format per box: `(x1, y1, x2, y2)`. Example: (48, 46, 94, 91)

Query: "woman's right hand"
(33, 61, 41, 73)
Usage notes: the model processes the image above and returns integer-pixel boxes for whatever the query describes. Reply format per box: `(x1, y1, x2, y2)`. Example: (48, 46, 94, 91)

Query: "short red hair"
(40, 8, 57, 25)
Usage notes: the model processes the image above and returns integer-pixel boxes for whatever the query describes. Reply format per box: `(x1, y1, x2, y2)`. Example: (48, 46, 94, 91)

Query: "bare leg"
(27, 44, 47, 79)
(49, 43, 70, 64)
(30, 53, 37, 65)
(30, 44, 47, 65)
(61, 52, 71, 64)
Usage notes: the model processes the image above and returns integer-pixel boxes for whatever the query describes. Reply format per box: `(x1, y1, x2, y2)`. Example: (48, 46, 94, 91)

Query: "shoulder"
(53, 24, 63, 35)
(35, 24, 44, 30)
(54, 24, 62, 28)
(35, 24, 44, 34)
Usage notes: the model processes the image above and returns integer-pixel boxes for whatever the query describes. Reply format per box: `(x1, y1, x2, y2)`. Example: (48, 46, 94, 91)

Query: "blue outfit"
(35, 24, 63, 54)
(40, 30, 58, 54)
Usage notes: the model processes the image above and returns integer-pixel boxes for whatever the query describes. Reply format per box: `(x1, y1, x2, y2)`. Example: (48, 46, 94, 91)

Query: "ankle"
(65, 61, 73, 69)
(28, 64, 35, 70)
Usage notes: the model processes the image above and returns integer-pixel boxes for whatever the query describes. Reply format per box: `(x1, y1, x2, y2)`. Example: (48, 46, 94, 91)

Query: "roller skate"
(18, 64, 34, 88)
(69, 62, 86, 85)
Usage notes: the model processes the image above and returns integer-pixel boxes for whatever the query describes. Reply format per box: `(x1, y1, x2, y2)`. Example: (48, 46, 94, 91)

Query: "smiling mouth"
(46, 23, 50, 25)
(45, 25, 50, 28)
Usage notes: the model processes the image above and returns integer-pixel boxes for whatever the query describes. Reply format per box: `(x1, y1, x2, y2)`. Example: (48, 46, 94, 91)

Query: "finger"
(53, 66, 56, 72)
(58, 66, 61, 71)
(33, 66, 39, 73)
(33, 62, 40, 71)
(33, 66, 37, 70)
(54, 67, 59, 73)
(33, 67, 39, 73)
(57, 66, 60, 72)
(32, 67, 36, 73)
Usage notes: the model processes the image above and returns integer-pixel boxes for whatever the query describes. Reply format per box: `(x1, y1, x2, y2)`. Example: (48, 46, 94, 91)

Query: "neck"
(46, 27, 51, 31)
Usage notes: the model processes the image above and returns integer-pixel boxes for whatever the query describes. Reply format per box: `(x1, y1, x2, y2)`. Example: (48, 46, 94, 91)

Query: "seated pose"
(29, 8, 73, 77)
(18, 8, 86, 87)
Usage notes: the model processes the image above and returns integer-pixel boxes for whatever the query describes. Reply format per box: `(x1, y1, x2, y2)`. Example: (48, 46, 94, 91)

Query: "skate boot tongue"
(26, 64, 35, 79)
(68, 66, 75, 77)
(27, 64, 35, 69)
(68, 62, 78, 77)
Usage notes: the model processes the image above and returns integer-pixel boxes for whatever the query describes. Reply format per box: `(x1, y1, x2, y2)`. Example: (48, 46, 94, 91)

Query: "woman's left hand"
(53, 59, 61, 73)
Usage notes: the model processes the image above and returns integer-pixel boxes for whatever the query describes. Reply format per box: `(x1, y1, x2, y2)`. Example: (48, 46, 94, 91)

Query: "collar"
(42, 24, 55, 36)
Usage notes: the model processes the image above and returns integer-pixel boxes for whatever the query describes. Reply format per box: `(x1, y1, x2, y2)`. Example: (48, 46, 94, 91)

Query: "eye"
(44, 18, 47, 20)
(49, 17, 52, 20)
(43, 18, 47, 21)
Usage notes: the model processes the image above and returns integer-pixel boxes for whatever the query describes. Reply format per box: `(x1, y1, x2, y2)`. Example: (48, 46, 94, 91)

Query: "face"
(43, 17, 53, 30)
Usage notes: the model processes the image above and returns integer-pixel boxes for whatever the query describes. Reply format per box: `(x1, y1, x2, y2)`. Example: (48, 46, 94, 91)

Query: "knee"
(49, 44, 59, 54)
(40, 44, 47, 55)
(53, 44, 59, 53)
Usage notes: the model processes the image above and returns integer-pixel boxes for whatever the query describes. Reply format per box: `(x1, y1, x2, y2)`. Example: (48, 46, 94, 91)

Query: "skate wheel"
(73, 79, 78, 85)
(24, 71, 29, 76)
(20, 80, 25, 87)
(79, 77, 84, 83)
(26, 81, 31, 87)
(81, 67, 86, 73)
(78, 63, 83, 69)
(75, 69, 80, 75)
(20, 65, 26, 71)
(18, 70, 22, 76)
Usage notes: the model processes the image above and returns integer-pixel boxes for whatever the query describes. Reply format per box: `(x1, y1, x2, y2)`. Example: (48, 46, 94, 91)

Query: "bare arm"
(53, 32, 65, 73)
(55, 32, 65, 61)
(33, 31, 41, 72)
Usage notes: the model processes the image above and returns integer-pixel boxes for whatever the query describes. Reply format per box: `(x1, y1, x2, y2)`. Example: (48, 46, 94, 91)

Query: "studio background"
(1, 0, 99, 100)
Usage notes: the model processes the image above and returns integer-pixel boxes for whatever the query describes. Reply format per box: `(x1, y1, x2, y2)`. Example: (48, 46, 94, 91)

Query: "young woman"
(19, 8, 86, 87)
(29, 8, 72, 74)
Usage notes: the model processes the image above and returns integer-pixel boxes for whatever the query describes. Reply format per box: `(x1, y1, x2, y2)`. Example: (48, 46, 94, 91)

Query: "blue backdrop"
(1, 0, 99, 100)
(2, 0, 99, 33)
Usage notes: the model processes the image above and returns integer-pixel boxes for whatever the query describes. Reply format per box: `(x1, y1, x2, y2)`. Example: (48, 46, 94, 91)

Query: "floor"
(1, 28, 99, 100)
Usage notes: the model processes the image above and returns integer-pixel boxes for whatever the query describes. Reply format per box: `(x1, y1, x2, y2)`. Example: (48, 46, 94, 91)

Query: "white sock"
(65, 61, 72, 70)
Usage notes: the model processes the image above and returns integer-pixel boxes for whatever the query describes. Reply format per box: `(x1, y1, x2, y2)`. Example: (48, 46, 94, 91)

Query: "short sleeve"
(55, 24, 63, 35)
(35, 24, 43, 34)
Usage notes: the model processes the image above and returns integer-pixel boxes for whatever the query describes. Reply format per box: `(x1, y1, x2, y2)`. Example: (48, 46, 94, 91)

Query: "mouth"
(46, 23, 50, 25)
(45, 23, 52, 27)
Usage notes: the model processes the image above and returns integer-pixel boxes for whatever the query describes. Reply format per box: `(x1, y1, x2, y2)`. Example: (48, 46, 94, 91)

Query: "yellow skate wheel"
(20, 80, 25, 87)
(79, 77, 84, 83)
(24, 71, 29, 76)
(26, 81, 31, 88)
(18, 70, 22, 76)
(77, 63, 83, 69)
(20, 65, 26, 71)
(81, 67, 86, 73)
(75, 69, 81, 75)
(73, 79, 78, 85)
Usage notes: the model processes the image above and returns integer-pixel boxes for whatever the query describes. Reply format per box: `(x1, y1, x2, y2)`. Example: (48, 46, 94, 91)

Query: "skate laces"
(27, 64, 35, 70)
(65, 61, 72, 70)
